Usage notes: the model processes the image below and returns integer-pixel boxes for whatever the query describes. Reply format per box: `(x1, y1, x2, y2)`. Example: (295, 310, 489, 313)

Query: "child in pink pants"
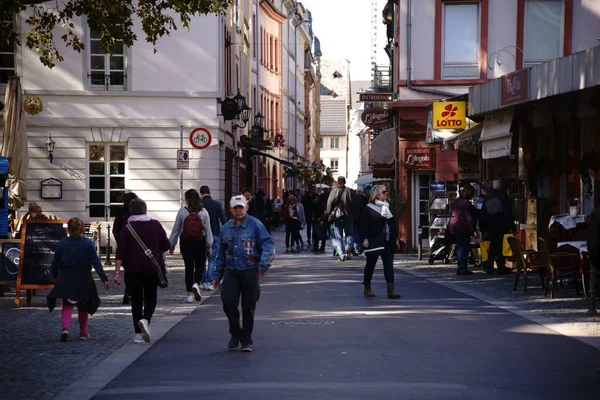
(47, 218, 110, 342)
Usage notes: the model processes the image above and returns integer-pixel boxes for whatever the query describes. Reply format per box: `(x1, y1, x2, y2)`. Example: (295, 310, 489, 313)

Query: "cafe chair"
(508, 236, 548, 293)
(538, 238, 583, 299)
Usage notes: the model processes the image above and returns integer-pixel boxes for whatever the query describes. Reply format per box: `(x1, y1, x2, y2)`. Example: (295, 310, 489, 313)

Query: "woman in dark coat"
(449, 185, 478, 276)
(360, 185, 401, 299)
(112, 192, 138, 305)
(114, 198, 171, 344)
(47, 218, 110, 342)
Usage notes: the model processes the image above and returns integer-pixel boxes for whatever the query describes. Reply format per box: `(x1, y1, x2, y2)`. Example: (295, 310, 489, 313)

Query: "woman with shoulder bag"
(449, 185, 478, 276)
(169, 189, 213, 303)
(360, 185, 401, 299)
(114, 198, 171, 343)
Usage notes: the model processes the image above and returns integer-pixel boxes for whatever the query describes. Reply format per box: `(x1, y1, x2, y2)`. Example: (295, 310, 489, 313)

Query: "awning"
(480, 109, 514, 159)
(251, 150, 294, 167)
(441, 123, 482, 151)
(354, 173, 392, 186)
(369, 128, 396, 165)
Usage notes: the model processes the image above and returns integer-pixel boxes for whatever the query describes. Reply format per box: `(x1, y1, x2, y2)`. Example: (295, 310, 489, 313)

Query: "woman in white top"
(169, 189, 213, 303)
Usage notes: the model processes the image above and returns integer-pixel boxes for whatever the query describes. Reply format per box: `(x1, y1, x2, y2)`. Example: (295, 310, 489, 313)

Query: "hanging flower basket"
(24, 95, 43, 115)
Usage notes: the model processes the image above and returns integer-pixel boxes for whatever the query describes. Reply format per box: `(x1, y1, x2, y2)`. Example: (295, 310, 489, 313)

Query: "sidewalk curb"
(54, 290, 218, 400)
(398, 267, 600, 351)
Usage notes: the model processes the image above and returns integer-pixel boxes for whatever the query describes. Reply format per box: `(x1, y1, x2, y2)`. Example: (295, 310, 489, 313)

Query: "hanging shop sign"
(189, 128, 212, 150)
(404, 147, 435, 170)
(361, 107, 393, 128)
(501, 69, 529, 106)
(432, 101, 466, 130)
(358, 92, 394, 103)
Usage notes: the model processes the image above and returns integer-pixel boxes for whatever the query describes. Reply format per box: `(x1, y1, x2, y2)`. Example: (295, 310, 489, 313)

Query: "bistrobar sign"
(432, 101, 466, 130)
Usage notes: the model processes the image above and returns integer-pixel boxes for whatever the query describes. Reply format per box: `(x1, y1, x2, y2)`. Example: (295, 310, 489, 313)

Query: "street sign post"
(177, 149, 189, 170)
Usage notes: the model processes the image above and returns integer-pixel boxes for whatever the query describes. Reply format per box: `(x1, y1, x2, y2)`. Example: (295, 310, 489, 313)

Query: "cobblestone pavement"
(0, 250, 217, 400)
(1, 224, 598, 399)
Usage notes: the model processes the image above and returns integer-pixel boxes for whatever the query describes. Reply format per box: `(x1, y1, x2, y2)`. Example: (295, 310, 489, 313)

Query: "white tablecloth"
(557, 241, 588, 254)
(548, 214, 586, 230)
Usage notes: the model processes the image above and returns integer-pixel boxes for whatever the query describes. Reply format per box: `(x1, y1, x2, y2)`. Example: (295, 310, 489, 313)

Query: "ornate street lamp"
(250, 113, 265, 140)
(45, 135, 56, 163)
(233, 89, 247, 112)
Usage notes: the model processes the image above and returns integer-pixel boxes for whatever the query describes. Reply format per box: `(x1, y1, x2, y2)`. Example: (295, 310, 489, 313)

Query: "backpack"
(182, 208, 204, 241)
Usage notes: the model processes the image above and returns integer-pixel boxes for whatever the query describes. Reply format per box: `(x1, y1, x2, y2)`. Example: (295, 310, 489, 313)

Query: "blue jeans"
(333, 218, 354, 257)
(353, 223, 362, 253)
(455, 234, 470, 273)
(202, 240, 220, 284)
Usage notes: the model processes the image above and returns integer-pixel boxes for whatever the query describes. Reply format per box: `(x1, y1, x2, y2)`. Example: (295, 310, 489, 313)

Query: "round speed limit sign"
(189, 128, 212, 150)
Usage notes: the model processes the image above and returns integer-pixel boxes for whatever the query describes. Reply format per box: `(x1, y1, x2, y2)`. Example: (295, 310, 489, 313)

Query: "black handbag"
(126, 223, 168, 289)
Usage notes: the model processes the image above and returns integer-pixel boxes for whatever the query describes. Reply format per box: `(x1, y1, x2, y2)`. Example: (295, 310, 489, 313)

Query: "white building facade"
(0, 2, 254, 240)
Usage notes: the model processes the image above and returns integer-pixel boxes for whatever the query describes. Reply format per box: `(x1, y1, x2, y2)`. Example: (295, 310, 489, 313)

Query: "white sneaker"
(203, 283, 214, 291)
(186, 295, 194, 303)
(192, 283, 202, 301)
(138, 319, 151, 343)
(133, 333, 144, 343)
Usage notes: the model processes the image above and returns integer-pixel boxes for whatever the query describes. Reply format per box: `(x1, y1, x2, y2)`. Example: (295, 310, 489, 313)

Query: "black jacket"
(360, 205, 398, 245)
(201, 195, 228, 236)
(480, 189, 514, 234)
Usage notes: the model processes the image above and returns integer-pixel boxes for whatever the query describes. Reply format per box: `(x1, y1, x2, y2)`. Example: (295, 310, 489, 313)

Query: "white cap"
(230, 195, 248, 208)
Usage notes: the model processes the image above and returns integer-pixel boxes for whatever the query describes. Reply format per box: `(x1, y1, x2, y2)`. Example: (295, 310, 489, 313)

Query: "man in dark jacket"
(200, 186, 228, 290)
(302, 186, 317, 245)
(480, 180, 513, 274)
(326, 176, 355, 261)
(311, 190, 328, 253)
(249, 188, 273, 232)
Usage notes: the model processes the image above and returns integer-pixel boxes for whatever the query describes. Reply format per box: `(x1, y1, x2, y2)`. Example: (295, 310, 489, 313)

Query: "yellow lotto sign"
(433, 101, 466, 130)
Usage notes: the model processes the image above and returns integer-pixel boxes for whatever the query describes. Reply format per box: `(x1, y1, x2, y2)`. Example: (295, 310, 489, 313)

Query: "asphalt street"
(92, 250, 600, 400)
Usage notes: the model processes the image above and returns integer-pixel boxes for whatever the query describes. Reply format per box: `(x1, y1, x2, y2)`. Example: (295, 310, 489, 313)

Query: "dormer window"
(330, 90, 337, 97)
(333, 71, 342, 78)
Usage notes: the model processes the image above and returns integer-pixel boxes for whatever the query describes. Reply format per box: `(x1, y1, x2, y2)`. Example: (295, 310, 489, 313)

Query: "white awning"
(369, 128, 396, 165)
(480, 109, 514, 159)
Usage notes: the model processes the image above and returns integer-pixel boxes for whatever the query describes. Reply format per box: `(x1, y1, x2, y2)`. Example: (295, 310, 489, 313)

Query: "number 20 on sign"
(190, 128, 212, 150)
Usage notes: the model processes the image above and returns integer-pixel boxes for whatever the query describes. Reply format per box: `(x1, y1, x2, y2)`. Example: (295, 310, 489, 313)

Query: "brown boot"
(386, 282, 401, 299)
(364, 282, 375, 297)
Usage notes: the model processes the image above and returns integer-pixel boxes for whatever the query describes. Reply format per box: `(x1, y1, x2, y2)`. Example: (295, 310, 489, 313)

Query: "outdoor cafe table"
(556, 241, 590, 274)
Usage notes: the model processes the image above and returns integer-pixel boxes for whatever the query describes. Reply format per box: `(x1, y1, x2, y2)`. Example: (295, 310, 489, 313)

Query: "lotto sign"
(432, 101, 466, 130)
(190, 128, 212, 150)
(177, 149, 189, 170)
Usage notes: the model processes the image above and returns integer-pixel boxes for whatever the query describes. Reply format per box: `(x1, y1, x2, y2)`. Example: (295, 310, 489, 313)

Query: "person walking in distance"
(326, 176, 355, 261)
(283, 195, 302, 252)
(449, 185, 478, 276)
(352, 186, 368, 255)
(213, 195, 275, 352)
(112, 192, 138, 305)
(480, 180, 514, 274)
(47, 218, 110, 342)
(169, 189, 214, 303)
(311, 191, 328, 253)
(250, 188, 273, 233)
(302, 186, 317, 246)
(360, 185, 401, 299)
(199, 185, 227, 291)
(114, 198, 171, 343)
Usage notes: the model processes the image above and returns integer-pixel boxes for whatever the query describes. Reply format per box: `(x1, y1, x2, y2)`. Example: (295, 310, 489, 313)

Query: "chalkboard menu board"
(0, 240, 21, 283)
(15, 220, 68, 307)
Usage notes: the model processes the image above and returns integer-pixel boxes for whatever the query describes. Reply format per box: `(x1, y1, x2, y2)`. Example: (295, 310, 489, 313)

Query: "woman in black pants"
(114, 198, 171, 343)
(169, 189, 214, 303)
(360, 185, 401, 299)
(283, 195, 302, 252)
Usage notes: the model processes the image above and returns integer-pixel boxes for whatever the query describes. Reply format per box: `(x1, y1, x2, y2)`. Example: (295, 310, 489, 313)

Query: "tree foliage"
(0, 0, 233, 68)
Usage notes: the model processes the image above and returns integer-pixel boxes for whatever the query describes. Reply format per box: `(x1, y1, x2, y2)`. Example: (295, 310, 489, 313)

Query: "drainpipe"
(406, 0, 456, 98)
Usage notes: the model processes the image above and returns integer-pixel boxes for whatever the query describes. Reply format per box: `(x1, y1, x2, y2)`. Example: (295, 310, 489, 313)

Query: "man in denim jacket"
(213, 195, 275, 352)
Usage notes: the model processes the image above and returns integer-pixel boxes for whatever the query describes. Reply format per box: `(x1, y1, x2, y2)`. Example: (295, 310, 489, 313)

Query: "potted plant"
(568, 198, 579, 216)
